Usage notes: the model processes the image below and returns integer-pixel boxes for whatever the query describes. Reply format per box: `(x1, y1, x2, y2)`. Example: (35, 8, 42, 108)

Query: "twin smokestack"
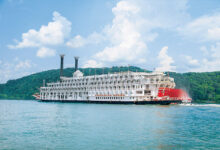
(74, 56, 79, 72)
(60, 55, 79, 78)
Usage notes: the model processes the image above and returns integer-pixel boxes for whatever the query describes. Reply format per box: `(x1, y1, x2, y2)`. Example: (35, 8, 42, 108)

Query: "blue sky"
(1, 0, 220, 83)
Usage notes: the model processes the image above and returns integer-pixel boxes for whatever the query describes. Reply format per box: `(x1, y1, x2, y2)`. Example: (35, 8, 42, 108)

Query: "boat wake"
(179, 103, 220, 107)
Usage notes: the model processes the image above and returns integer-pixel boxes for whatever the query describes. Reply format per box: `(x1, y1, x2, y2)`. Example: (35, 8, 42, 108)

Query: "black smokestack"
(74, 56, 79, 72)
(60, 54, 64, 78)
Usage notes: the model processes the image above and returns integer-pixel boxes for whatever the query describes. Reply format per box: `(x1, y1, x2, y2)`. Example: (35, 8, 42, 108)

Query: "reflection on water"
(0, 100, 220, 150)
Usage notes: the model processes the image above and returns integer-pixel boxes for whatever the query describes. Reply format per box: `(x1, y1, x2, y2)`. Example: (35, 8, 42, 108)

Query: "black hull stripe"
(39, 100, 182, 105)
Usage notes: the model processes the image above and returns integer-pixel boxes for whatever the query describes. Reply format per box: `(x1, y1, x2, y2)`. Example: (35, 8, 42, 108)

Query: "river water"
(0, 100, 220, 150)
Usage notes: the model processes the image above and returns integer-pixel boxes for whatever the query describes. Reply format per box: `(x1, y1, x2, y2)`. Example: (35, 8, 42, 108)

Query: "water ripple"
(0, 100, 220, 150)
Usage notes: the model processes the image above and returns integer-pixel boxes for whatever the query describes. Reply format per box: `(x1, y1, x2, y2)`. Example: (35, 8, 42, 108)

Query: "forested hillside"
(0, 66, 219, 103)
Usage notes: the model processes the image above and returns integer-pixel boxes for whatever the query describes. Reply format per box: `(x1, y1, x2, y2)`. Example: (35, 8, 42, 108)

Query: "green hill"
(0, 66, 220, 103)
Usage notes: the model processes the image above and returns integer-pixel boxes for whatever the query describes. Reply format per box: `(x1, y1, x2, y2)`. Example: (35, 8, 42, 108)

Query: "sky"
(1, 0, 220, 83)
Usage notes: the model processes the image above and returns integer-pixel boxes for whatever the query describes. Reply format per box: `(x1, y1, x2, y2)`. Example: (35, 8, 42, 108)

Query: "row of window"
(49, 80, 142, 87)
(61, 75, 137, 83)
(59, 76, 171, 84)
(96, 96, 125, 100)
(42, 85, 144, 91)
(41, 90, 133, 96)
(41, 92, 88, 96)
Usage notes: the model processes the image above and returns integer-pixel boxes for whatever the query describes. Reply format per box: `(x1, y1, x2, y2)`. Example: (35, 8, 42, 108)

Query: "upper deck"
(42, 71, 175, 90)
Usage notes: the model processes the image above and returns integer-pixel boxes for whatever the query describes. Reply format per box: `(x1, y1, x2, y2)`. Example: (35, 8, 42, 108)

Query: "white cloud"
(94, 0, 148, 62)
(15, 60, 31, 71)
(210, 42, 220, 59)
(66, 35, 86, 48)
(66, 32, 104, 48)
(69, 0, 189, 66)
(0, 59, 34, 83)
(8, 11, 71, 49)
(155, 46, 176, 72)
(185, 55, 199, 66)
(83, 60, 104, 68)
(202, 58, 220, 71)
(190, 58, 220, 72)
(199, 43, 220, 71)
(178, 13, 220, 71)
(7, 0, 193, 70)
(178, 14, 220, 41)
(187, 43, 220, 72)
(36, 47, 56, 58)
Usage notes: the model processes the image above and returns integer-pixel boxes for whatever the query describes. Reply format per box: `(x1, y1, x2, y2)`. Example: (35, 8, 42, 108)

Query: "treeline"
(169, 72, 220, 103)
(0, 66, 219, 103)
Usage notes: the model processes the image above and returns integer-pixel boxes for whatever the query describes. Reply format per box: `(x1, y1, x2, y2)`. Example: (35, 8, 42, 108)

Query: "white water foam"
(179, 103, 220, 107)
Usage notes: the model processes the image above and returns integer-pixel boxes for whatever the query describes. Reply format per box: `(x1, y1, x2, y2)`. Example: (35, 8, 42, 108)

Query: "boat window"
(136, 91, 143, 94)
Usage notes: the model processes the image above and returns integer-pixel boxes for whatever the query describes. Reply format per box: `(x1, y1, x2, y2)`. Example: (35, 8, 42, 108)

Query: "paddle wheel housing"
(158, 87, 191, 102)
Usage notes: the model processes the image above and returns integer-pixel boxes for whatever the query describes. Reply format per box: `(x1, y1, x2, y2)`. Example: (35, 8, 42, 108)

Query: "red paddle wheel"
(158, 87, 191, 103)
